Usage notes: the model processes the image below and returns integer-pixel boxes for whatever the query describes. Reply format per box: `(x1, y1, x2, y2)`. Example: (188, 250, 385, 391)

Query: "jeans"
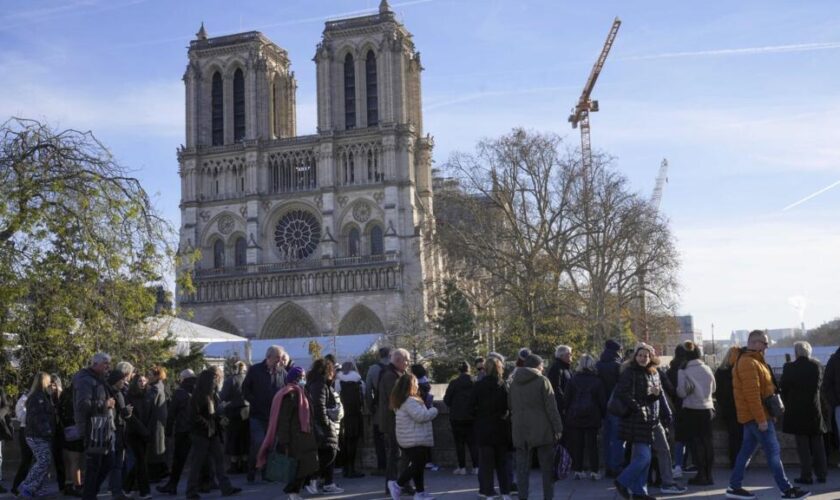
(12, 428, 33, 491)
(248, 418, 268, 479)
(109, 431, 126, 496)
(478, 444, 510, 496)
(82, 451, 114, 500)
(602, 414, 624, 473)
(450, 420, 478, 469)
(617, 442, 652, 496)
(794, 434, 827, 481)
(652, 424, 674, 485)
(673, 441, 686, 468)
(514, 444, 555, 500)
(398, 447, 428, 493)
(21, 437, 52, 496)
(729, 420, 792, 492)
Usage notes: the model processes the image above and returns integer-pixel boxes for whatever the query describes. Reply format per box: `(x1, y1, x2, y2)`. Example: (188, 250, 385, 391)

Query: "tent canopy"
(203, 333, 385, 364)
(144, 316, 247, 343)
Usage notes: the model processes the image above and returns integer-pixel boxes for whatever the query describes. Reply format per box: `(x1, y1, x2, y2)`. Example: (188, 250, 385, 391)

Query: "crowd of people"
(0, 330, 838, 500)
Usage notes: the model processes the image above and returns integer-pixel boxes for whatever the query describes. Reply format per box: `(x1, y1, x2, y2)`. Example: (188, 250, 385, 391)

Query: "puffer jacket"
(616, 362, 661, 445)
(306, 378, 339, 450)
(676, 359, 716, 410)
(395, 396, 438, 448)
(443, 373, 475, 421)
(508, 367, 563, 448)
(732, 348, 775, 425)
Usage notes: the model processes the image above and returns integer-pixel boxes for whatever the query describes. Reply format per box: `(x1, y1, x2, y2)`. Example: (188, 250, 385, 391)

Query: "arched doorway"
(261, 302, 320, 339)
(337, 304, 385, 335)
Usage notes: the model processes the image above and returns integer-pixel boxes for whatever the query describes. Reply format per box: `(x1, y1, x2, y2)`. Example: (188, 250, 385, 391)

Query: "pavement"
(4, 466, 839, 500)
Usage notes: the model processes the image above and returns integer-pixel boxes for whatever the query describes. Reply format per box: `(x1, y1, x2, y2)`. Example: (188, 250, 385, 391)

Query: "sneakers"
(671, 465, 683, 479)
(304, 480, 321, 495)
(660, 484, 687, 494)
(469, 467, 479, 475)
(614, 479, 630, 500)
(425, 463, 440, 471)
(682, 465, 698, 474)
(414, 493, 435, 500)
(573, 471, 584, 480)
(453, 468, 467, 475)
(590, 472, 601, 481)
(725, 487, 756, 499)
(321, 484, 344, 494)
(782, 487, 811, 499)
(388, 480, 402, 500)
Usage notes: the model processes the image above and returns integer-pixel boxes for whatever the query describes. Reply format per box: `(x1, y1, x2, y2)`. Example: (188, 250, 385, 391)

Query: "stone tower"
(177, 3, 439, 340)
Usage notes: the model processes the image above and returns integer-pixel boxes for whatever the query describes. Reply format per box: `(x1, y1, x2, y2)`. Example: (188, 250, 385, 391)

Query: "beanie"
(605, 339, 621, 351)
(107, 370, 127, 386)
(524, 354, 543, 369)
(517, 348, 532, 361)
(285, 366, 305, 384)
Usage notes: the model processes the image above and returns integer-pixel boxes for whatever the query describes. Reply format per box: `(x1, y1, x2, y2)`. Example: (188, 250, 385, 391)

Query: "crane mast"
(569, 17, 621, 171)
(650, 158, 669, 210)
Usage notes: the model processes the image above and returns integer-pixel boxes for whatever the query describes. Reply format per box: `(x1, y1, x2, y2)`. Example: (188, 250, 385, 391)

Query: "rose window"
(274, 210, 321, 259)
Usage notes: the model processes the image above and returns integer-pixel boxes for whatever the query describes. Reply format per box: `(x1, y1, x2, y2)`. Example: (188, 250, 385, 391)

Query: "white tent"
(203, 333, 385, 364)
(143, 316, 247, 343)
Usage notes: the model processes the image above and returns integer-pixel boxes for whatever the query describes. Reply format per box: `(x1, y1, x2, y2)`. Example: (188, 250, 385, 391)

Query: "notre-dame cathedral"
(176, 1, 440, 340)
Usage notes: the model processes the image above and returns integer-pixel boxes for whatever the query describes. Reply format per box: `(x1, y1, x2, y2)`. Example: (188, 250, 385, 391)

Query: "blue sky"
(3, 0, 839, 342)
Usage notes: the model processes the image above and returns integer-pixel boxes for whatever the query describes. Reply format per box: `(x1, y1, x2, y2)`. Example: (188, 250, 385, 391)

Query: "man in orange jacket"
(725, 330, 809, 500)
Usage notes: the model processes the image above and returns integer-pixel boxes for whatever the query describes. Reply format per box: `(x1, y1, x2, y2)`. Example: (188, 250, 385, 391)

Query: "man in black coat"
(823, 346, 840, 449)
(547, 345, 573, 418)
(157, 370, 197, 495)
(242, 345, 286, 482)
(596, 339, 623, 477)
(781, 342, 828, 483)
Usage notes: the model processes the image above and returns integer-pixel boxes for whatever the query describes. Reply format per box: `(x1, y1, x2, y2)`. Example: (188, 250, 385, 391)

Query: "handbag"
(552, 442, 572, 480)
(763, 393, 785, 419)
(63, 424, 82, 442)
(86, 415, 113, 455)
(265, 451, 298, 483)
(607, 388, 630, 418)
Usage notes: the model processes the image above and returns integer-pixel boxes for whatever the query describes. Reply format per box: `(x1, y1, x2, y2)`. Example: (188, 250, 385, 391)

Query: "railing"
(194, 253, 397, 277)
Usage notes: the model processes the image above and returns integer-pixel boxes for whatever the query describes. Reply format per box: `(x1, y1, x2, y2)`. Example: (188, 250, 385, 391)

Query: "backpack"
(338, 380, 363, 415)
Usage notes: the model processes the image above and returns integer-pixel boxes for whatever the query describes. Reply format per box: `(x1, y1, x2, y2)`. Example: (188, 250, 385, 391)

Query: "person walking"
(472, 357, 512, 499)
(74, 353, 116, 500)
(377, 348, 410, 493)
(242, 345, 287, 483)
(389, 373, 438, 500)
(564, 353, 606, 480)
(146, 366, 169, 483)
(676, 341, 716, 486)
(725, 330, 809, 500)
(304, 359, 344, 495)
(157, 370, 196, 495)
(781, 341, 828, 485)
(185, 369, 242, 500)
(443, 361, 478, 475)
(365, 347, 391, 476)
(509, 354, 563, 500)
(256, 366, 318, 500)
(613, 343, 662, 500)
(335, 361, 365, 479)
(18, 373, 56, 498)
(221, 361, 250, 474)
(0, 387, 13, 494)
(547, 345, 573, 419)
(124, 375, 153, 499)
(715, 346, 743, 467)
(596, 339, 623, 478)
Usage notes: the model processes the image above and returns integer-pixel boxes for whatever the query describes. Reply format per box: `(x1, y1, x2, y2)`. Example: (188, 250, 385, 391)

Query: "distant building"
(731, 328, 802, 345)
(664, 314, 702, 354)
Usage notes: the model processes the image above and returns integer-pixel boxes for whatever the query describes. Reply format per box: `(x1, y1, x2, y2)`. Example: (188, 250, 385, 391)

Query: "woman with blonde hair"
(388, 373, 438, 500)
(714, 345, 742, 467)
(19, 372, 56, 497)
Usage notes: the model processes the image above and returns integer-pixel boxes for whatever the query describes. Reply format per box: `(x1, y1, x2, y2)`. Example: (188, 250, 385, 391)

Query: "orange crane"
(568, 17, 621, 171)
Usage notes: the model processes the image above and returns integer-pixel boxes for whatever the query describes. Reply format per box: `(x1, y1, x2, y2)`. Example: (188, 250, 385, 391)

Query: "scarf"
(256, 383, 310, 469)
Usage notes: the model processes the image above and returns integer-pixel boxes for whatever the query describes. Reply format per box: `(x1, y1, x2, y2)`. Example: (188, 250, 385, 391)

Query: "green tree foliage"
(433, 279, 477, 365)
(0, 118, 176, 389)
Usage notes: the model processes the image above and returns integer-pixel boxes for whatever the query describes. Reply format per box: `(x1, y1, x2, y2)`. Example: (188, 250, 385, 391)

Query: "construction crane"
(569, 17, 621, 171)
(650, 158, 669, 210)
(638, 158, 669, 343)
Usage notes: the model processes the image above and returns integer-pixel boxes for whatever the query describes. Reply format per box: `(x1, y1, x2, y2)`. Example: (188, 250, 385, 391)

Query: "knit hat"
(634, 342, 655, 357)
(524, 354, 544, 369)
(107, 370, 128, 386)
(410, 364, 427, 379)
(285, 366, 304, 384)
(605, 339, 621, 351)
(517, 348, 532, 361)
(179, 369, 196, 382)
(487, 351, 506, 363)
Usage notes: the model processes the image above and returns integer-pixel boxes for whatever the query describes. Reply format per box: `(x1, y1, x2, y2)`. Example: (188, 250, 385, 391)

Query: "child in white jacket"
(388, 373, 438, 500)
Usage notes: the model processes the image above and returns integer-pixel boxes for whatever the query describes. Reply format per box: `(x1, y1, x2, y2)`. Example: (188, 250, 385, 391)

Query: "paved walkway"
(3, 466, 838, 500)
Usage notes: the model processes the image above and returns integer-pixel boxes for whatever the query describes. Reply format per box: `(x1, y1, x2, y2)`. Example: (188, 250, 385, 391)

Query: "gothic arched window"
(211, 72, 223, 146)
(344, 53, 356, 129)
(365, 51, 378, 127)
(370, 225, 384, 255)
(348, 227, 360, 257)
(234, 237, 247, 267)
(213, 239, 225, 269)
(233, 68, 246, 141)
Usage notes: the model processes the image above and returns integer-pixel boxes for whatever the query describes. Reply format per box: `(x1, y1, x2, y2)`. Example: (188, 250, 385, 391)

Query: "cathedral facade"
(176, 1, 439, 339)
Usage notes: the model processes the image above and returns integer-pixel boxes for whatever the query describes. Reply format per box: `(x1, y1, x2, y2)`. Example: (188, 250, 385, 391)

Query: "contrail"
(623, 41, 840, 61)
(782, 179, 840, 211)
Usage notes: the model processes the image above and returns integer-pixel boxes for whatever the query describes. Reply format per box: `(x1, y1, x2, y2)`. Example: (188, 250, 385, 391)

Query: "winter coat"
(242, 359, 286, 421)
(444, 373, 476, 421)
(0, 387, 13, 441)
(335, 370, 365, 439)
(564, 370, 607, 429)
(823, 347, 840, 408)
(126, 387, 153, 439)
(274, 390, 319, 480)
(732, 348, 775, 425)
(508, 367, 564, 448)
(395, 396, 438, 448)
(714, 366, 737, 421)
(146, 380, 168, 454)
(168, 378, 195, 435)
(676, 359, 716, 410)
(596, 346, 622, 396)
(471, 375, 511, 448)
(364, 360, 388, 414)
(547, 359, 573, 415)
(72, 367, 111, 440)
(306, 378, 339, 450)
(375, 363, 403, 434)
(616, 362, 662, 445)
(781, 356, 827, 435)
(189, 392, 222, 438)
(25, 390, 56, 439)
(221, 373, 248, 420)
